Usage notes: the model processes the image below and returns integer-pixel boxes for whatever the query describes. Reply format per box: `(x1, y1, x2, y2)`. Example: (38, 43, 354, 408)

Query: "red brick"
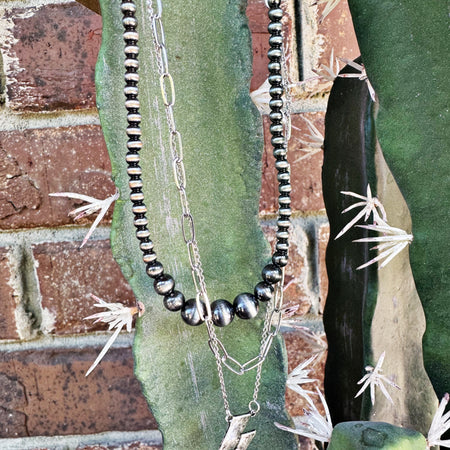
(316, 0, 360, 70)
(318, 223, 330, 313)
(0, 247, 19, 340)
(0, 347, 156, 438)
(260, 113, 325, 215)
(33, 240, 135, 335)
(284, 331, 327, 417)
(261, 222, 311, 315)
(247, 0, 296, 91)
(4, 3, 102, 112)
(0, 125, 115, 230)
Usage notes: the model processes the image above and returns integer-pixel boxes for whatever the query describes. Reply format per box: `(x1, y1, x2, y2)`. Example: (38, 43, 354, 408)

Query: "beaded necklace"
(120, 0, 290, 447)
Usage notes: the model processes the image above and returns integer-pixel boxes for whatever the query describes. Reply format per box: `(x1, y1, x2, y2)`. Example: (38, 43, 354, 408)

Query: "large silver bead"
(211, 299, 234, 327)
(181, 299, 205, 326)
(233, 293, 259, 320)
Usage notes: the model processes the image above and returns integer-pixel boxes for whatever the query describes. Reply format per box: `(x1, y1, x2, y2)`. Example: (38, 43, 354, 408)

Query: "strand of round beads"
(120, 0, 290, 329)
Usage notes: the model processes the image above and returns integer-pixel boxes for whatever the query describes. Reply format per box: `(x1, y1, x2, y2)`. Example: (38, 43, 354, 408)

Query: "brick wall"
(0, 0, 358, 448)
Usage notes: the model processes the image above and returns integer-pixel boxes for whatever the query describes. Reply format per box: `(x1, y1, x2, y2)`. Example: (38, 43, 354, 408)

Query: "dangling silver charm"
(219, 412, 256, 450)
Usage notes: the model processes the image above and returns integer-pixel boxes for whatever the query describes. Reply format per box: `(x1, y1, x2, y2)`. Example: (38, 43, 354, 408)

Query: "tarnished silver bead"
(211, 299, 235, 327)
(129, 179, 143, 189)
(126, 153, 140, 163)
(164, 290, 185, 312)
(140, 241, 154, 251)
(146, 261, 163, 278)
(124, 86, 138, 96)
(154, 274, 175, 295)
(124, 31, 139, 41)
(127, 140, 142, 150)
(125, 72, 139, 82)
(132, 204, 147, 214)
(127, 166, 142, 176)
(136, 229, 150, 239)
(127, 113, 142, 123)
(126, 127, 141, 136)
(125, 99, 140, 109)
(262, 263, 282, 284)
(130, 192, 144, 202)
(279, 183, 291, 193)
(124, 45, 139, 55)
(122, 16, 138, 27)
(181, 299, 206, 326)
(269, 98, 283, 109)
(277, 218, 290, 228)
(268, 22, 282, 34)
(268, 8, 283, 21)
(121, 2, 136, 13)
(279, 195, 291, 205)
(254, 281, 274, 303)
(143, 252, 157, 264)
(277, 172, 290, 182)
(124, 58, 139, 69)
(134, 217, 148, 227)
(233, 293, 259, 320)
(275, 160, 289, 170)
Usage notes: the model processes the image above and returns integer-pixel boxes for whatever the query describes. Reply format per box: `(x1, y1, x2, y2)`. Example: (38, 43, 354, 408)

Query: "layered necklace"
(120, 0, 290, 447)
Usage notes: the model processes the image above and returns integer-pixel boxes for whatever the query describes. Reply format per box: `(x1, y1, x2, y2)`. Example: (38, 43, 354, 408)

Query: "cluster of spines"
(267, 0, 291, 268)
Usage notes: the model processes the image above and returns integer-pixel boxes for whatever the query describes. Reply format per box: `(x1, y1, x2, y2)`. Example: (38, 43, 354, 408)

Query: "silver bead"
(127, 113, 141, 123)
(127, 166, 142, 176)
(121, 2, 136, 13)
(134, 218, 148, 227)
(233, 293, 259, 320)
(126, 127, 141, 136)
(276, 230, 289, 239)
(122, 16, 138, 27)
(275, 160, 289, 170)
(181, 299, 205, 326)
(279, 184, 291, 193)
(127, 140, 142, 150)
(124, 45, 139, 55)
(125, 72, 139, 82)
(124, 86, 138, 96)
(143, 252, 156, 263)
(164, 291, 185, 312)
(126, 153, 140, 163)
(130, 192, 144, 201)
(124, 58, 139, 69)
(140, 241, 154, 251)
(123, 31, 139, 41)
(211, 299, 235, 327)
(129, 179, 143, 189)
(277, 218, 290, 228)
(132, 204, 147, 214)
(136, 230, 150, 239)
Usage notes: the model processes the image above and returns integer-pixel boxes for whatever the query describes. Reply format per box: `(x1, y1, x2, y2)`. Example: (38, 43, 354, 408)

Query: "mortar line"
(0, 224, 112, 246)
(0, 429, 162, 450)
(0, 330, 134, 352)
(0, 108, 100, 132)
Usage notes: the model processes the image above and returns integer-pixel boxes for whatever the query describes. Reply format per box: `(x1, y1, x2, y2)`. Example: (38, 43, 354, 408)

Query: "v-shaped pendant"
(218, 412, 256, 450)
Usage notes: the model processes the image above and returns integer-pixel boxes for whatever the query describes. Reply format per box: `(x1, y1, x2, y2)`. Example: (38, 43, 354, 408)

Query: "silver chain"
(146, 0, 287, 420)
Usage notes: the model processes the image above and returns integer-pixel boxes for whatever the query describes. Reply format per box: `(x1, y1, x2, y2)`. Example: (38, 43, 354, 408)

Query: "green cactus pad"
(328, 421, 427, 450)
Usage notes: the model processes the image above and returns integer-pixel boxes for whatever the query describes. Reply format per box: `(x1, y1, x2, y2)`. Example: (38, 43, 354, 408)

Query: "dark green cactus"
(95, 0, 297, 449)
(345, 0, 449, 402)
(323, 0, 448, 441)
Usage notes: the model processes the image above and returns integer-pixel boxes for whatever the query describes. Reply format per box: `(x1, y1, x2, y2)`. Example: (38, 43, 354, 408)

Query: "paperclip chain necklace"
(120, 0, 290, 447)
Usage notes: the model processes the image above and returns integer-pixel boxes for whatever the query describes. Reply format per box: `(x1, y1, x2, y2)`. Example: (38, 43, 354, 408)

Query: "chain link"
(147, 0, 211, 320)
